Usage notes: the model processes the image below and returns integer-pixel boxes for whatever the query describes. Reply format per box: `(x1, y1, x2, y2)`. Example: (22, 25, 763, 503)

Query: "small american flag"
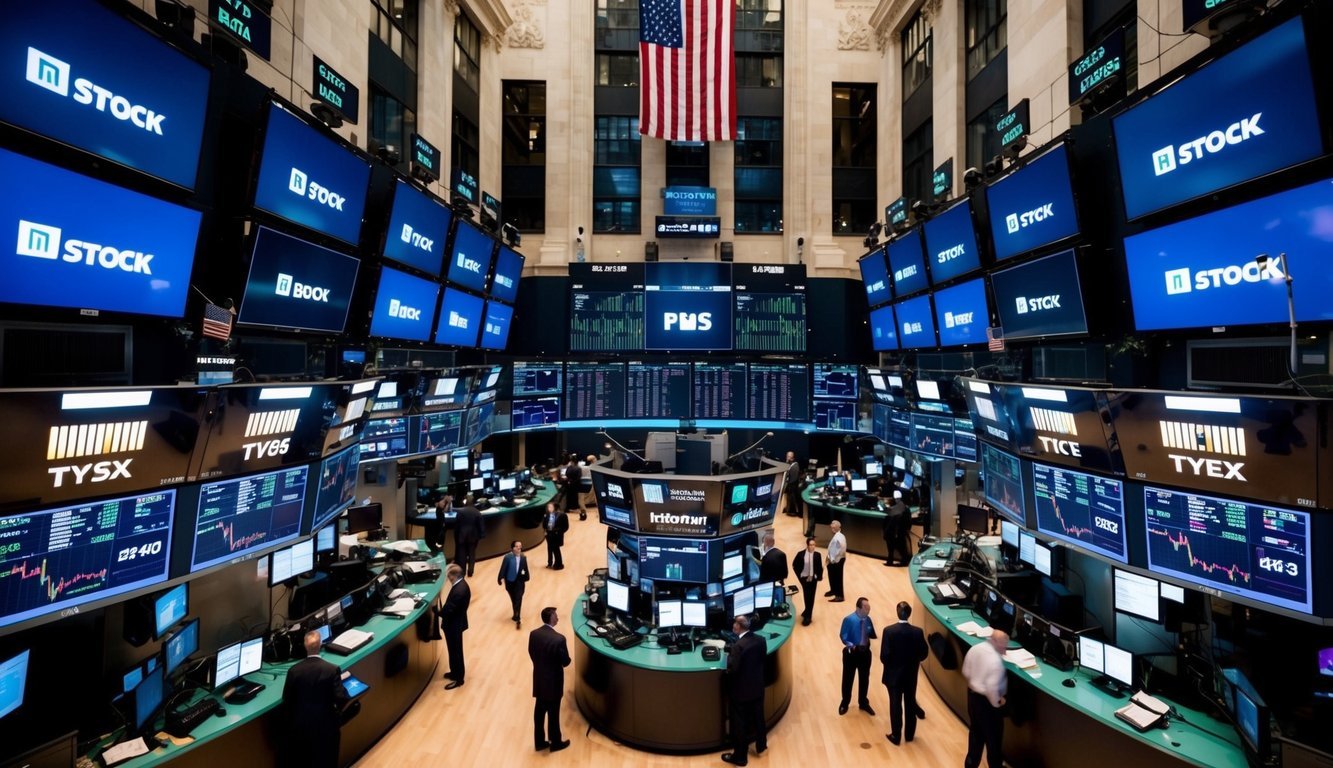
(201, 302, 235, 341)
(639, 0, 736, 141)
(986, 326, 1005, 352)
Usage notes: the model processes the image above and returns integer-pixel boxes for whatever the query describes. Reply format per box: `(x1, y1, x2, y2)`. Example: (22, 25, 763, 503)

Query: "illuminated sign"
(995, 99, 1030, 152)
(1069, 27, 1125, 104)
(208, 0, 272, 59)
(410, 133, 440, 180)
(313, 55, 358, 124)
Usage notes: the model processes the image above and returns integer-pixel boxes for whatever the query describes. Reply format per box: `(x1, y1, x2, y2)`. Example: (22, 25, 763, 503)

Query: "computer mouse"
(1061, 679, 1076, 688)
(214, 707, 227, 717)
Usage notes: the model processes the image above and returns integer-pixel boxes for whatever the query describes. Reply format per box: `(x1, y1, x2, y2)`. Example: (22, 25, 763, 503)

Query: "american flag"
(201, 302, 235, 341)
(986, 326, 1005, 352)
(639, 0, 736, 141)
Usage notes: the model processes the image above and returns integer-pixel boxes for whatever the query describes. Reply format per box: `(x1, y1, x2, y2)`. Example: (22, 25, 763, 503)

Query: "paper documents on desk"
(921, 559, 950, 570)
(102, 738, 150, 765)
(402, 561, 436, 574)
(1115, 692, 1169, 731)
(385, 540, 419, 555)
(388, 588, 413, 600)
(1004, 648, 1039, 669)
(955, 621, 993, 637)
(382, 597, 417, 616)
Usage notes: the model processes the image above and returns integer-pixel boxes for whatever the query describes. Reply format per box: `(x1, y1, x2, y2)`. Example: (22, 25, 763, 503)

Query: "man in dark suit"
(881, 601, 929, 745)
(561, 454, 585, 520)
(782, 451, 803, 517)
(542, 501, 570, 570)
(425, 495, 451, 553)
(883, 490, 911, 566)
(722, 614, 767, 765)
(498, 539, 531, 628)
(791, 536, 823, 626)
(757, 532, 788, 584)
(528, 606, 572, 752)
(281, 630, 351, 768)
(440, 564, 470, 690)
(454, 495, 485, 577)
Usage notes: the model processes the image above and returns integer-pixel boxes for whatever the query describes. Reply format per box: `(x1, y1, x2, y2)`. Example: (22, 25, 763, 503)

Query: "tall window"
(593, 116, 641, 233)
(901, 9, 931, 100)
(370, 86, 416, 171)
(902, 119, 932, 206)
(966, 97, 1006, 172)
(452, 112, 479, 180)
(596, 0, 640, 85)
(502, 81, 546, 232)
(368, 0, 418, 171)
(453, 14, 481, 94)
(452, 14, 481, 183)
(666, 142, 709, 187)
(370, 0, 418, 73)
(832, 84, 876, 235)
(965, 0, 1006, 79)
(734, 118, 782, 233)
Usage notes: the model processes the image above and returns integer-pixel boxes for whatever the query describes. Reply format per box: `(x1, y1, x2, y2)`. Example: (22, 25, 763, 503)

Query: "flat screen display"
(369, 267, 440, 342)
(627, 362, 691, 419)
(990, 249, 1088, 339)
(418, 411, 463, 454)
(986, 144, 1079, 261)
(1144, 486, 1311, 614)
(133, 665, 164, 730)
(692, 363, 746, 420)
(1000, 519, 1019, 548)
(733, 585, 755, 616)
(912, 412, 956, 460)
(237, 226, 360, 333)
(153, 583, 188, 638)
(644, 262, 733, 350)
(0, 147, 201, 318)
(254, 103, 370, 245)
(512, 363, 562, 397)
(638, 537, 711, 583)
(923, 200, 983, 285)
(657, 599, 683, 628)
(606, 579, 630, 612)
(1123, 177, 1333, 332)
(511, 396, 560, 431)
(382, 179, 451, 275)
(682, 601, 707, 627)
(1114, 568, 1160, 621)
(165, 618, 198, 676)
(193, 383, 339, 481)
(446, 220, 496, 293)
(1006, 385, 1120, 473)
(1078, 636, 1104, 674)
(747, 363, 810, 422)
(893, 294, 936, 350)
(568, 263, 645, 352)
(315, 523, 337, 553)
(933, 278, 989, 347)
(982, 443, 1025, 525)
(312, 444, 359, 532)
(887, 230, 928, 296)
(564, 362, 626, 423)
(359, 416, 413, 462)
(0, 490, 174, 630)
(478, 300, 514, 350)
(814, 401, 857, 432)
(732, 264, 807, 353)
(1032, 463, 1126, 562)
(1112, 18, 1322, 220)
(1103, 645, 1133, 687)
(269, 537, 314, 585)
(213, 636, 263, 689)
(434, 288, 484, 347)
(1018, 531, 1036, 564)
(813, 365, 858, 400)
(858, 248, 891, 307)
(490, 246, 524, 304)
(954, 418, 979, 463)
(0, 0, 210, 189)
(190, 467, 308, 573)
(869, 305, 899, 351)
(462, 402, 494, 447)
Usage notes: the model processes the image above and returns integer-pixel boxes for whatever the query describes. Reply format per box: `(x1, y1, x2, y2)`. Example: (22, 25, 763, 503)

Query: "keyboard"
(165, 696, 221, 738)
(608, 631, 642, 650)
(929, 581, 965, 602)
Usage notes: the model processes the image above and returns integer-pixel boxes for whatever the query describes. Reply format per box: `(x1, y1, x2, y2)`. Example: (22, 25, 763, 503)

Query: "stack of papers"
(921, 559, 950, 570)
(381, 597, 417, 616)
(955, 621, 994, 637)
(1116, 692, 1169, 731)
(1004, 648, 1039, 669)
(102, 738, 150, 765)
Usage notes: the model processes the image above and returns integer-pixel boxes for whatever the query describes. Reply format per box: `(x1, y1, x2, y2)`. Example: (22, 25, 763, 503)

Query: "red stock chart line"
(1148, 526, 1251, 584)
(1045, 497, 1093, 538)
(201, 519, 268, 555)
(3, 557, 109, 603)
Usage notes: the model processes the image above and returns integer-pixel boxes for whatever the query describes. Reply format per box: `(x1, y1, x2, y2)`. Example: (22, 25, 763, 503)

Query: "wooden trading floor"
(357, 511, 970, 767)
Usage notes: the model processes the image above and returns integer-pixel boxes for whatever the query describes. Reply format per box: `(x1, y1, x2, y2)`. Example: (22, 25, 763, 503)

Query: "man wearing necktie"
(498, 540, 531, 629)
(837, 597, 877, 716)
(791, 537, 823, 626)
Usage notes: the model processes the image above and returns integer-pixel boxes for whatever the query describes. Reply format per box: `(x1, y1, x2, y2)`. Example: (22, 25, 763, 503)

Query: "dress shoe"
(721, 753, 747, 766)
(443, 672, 458, 681)
(905, 734, 915, 743)
(445, 680, 464, 690)
(838, 703, 848, 715)
(553, 564, 565, 570)
(550, 739, 571, 752)
(823, 590, 835, 597)
(516, 620, 522, 629)
(828, 597, 844, 602)
(755, 744, 767, 755)
(860, 703, 876, 716)
(915, 707, 926, 719)
(886, 734, 901, 746)
(801, 617, 811, 626)
(535, 742, 549, 751)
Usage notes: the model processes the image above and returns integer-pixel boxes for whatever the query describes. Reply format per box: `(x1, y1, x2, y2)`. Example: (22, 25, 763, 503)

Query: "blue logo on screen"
(370, 267, 440, 342)
(645, 290, 732, 350)
(237, 227, 360, 332)
(447, 222, 495, 292)
(0, 148, 200, 317)
(986, 144, 1079, 261)
(1124, 178, 1333, 331)
(479, 300, 514, 350)
(869, 305, 898, 351)
(859, 249, 891, 306)
(894, 295, 936, 350)
(934, 278, 988, 347)
(435, 288, 484, 347)
(923, 201, 981, 284)
(383, 180, 451, 275)
(254, 104, 370, 245)
(991, 249, 1088, 339)
(1, 1, 210, 189)
(887, 230, 928, 296)
(1113, 19, 1322, 220)
(490, 246, 524, 303)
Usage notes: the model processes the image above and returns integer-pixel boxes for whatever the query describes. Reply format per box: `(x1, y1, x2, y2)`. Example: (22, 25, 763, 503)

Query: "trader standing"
(884, 491, 911, 566)
(791, 537, 823, 626)
(757, 532, 788, 584)
(440, 564, 471, 690)
(562, 454, 585, 520)
(825, 520, 847, 602)
(837, 597, 877, 716)
(528, 607, 572, 752)
(881, 601, 929, 744)
(454, 495, 485, 577)
(498, 540, 531, 629)
(542, 501, 569, 570)
(281, 630, 351, 768)
(962, 630, 1010, 768)
(782, 451, 803, 517)
(721, 614, 767, 765)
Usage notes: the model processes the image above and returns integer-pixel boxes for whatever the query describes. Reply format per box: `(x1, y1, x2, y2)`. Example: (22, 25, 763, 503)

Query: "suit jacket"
(883, 501, 907, 535)
(498, 552, 531, 585)
(455, 505, 485, 543)
(282, 656, 350, 768)
(880, 621, 928, 686)
(543, 510, 570, 547)
(726, 631, 767, 702)
(759, 547, 789, 583)
(792, 550, 823, 583)
(528, 623, 571, 700)
(441, 578, 471, 633)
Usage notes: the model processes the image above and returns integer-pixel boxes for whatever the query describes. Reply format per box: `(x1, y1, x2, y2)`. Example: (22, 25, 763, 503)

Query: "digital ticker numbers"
(1031, 463, 1126, 562)
(1144, 487, 1311, 614)
(0, 491, 175, 629)
(190, 467, 307, 573)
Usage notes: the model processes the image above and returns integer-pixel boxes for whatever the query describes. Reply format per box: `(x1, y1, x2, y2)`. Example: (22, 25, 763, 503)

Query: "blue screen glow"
(644, 262, 733, 350)
(383, 179, 451, 275)
(435, 288, 484, 347)
(887, 230, 928, 296)
(369, 267, 440, 342)
(986, 144, 1080, 260)
(490, 246, 524, 303)
(447, 221, 496, 293)
(858, 248, 891, 307)
(990, 249, 1089, 339)
(933, 278, 989, 347)
(237, 226, 360, 333)
(479, 300, 514, 350)
(894, 294, 937, 350)
(923, 200, 983, 284)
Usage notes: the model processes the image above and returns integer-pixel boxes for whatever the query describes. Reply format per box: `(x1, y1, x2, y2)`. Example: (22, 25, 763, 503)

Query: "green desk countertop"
(481, 484, 559, 517)
(802, 487, 891, 520)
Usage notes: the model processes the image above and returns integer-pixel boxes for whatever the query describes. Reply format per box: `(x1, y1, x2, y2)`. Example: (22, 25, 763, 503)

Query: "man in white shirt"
(825, 520, 847, 602)
(961, 630, 1009, 768)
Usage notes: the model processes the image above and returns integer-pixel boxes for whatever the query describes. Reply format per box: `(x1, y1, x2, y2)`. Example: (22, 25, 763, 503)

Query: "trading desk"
(571, 595, 795, 753)
(911, 544, 1246, 768)
(411, 484, 558, 561)
(102, 546, 446, 768)
(802, 487, 893, 559)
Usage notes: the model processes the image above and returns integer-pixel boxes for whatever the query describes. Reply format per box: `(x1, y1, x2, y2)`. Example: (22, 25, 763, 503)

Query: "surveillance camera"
(375, 144, 401, 165)
(797, 237, 805, 247)
(963, 167, 983, 189)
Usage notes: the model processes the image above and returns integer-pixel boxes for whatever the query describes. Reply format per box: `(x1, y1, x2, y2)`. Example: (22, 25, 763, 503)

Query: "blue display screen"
(1113, 18, 1323, 220)
(479, 300, 514, 350)
(985, 144, 1080, 261)
(190, 467, 307, 573)
(446, 220, 496, 293)
(490, 246, 524, 303)
(1032, 463, 1127, 563)
(858, 248, 891, 307)
(153, 583, 187, 637)
(933, 278, 989, 347)
(644, 262, 733, 350)
(1124, 178, 1333, 331)
(511, 396, 560, 431)
(0, 148, 201, 318)
(383, 179, 451, 275)
(312, 444, 359, 532)
(253, 103, 371, 245)
(369, 267, 440, 342)
(923, 200, 983, 284)
(893, 294, 936, 350)
(990, 249, 1088, 339)
(0, 650, 28, 720)
(0, 0, 211, 189)
(982, 442, 1025, 526)
(434, 288, 483, 347)
(869, 306, 901, 354)
(887, 230, 928, 296)
(237, 226, 360, 333)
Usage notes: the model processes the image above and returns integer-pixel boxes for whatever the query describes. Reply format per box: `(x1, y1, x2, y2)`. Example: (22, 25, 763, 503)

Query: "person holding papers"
(962, 630, 1010, 768)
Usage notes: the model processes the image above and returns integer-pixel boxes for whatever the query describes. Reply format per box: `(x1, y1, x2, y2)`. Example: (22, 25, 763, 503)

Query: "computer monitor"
(133, 665, 165, 732)
(900, 473, 915, 490)
(754, 582, 776, 610)
(153, 583, 189, 639)
(1033, 542, 1053, 578)
(957, 504, 989, 535)
(452, 453, 469, 471)
(864, 460, 883, 477)
(733, 586, 755, 616)
(498, 476, 517, 492)
(682, 601, 707, 628)
(213, 636, 264, 689)
(164, 618, 199, 677)
(850, 478, 868, 493)
(269, 538, 315, 587)
(1114, 568, 1160, 622)
(1000, 519, 1019, 548)
(722, 553, 743, 581)
(317, 623, 332, 645)
(893, 455, 907, 471)
(1319, 647, 1333, 678)
(606, 579, 630, 613)
(478, 454, 495, 472)
(1078, 635, 1104, 674)
(123, 664, 143, 695)
(657, 599, 683, 628)
(345, 503, 383, 535)
(722, 576, 745, 594)
(1103, 644, 1134, 688)
(1018, 532, 1036, 565)
(830, 475, 847, 490)
(469, 476, 485, 492)
(315, 523, 337, 553)
(1160, 582, 1185, 604)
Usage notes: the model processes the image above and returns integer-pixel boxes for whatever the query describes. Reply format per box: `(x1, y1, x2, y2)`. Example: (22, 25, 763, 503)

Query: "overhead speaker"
(645, 242, 659, 261)
(719, 242, 734, 262)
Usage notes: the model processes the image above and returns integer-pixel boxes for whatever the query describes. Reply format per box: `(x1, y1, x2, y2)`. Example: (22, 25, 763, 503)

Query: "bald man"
(282, 631, 351, 768)
(962, 630, 1010, 768)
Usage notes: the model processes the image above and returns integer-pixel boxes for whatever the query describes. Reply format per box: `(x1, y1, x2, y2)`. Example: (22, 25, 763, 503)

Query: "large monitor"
(644, 262, 733, 350)
(345, 503, 384, 535)
(886, 230, 929, 297)
(1018, 531, 1037, 565)
(213, 636, 264, 690)
(312, 444, 361, 532)
(512, 363, 562, 397)
(934, 278, 989, 347)
(446, 220, 497, 293)
(606, 579, 630, 612)
(164, 618, 200, 677)
(869, 305, 899, 351)
(747, 363, 810, 422)
(133, 665, 165, 732)
(812, 401, 857, 432)
(922, 199, 983, 285)
(478, 300, 515, 350)
(511, 397, 560, 431)
(1032, 463, 1127, 563)
(985, 143, 1080, 261)
(191, 382, 341, 481)
(190, 467, 307, 573)
(1103, 644, 1134, 688)
(269, 538, 315, 586)
(981, 443, 1026, 525)
(657, 599, 683, 629)
(1113, 568, 1160, 622)
(626, 362, 692, 419)
(1078, 635, 1104, 674)
(369, 267, 441, 342)
(153, 583, 189, 639)
(383, 179, 451, 275)
(858, 248, 892, 307)
(434, 288, 484, 347)
(564, 362, 627, 423)
(0, 649, 30, 720)
(490, 246, 525, 304)
(733, 263, 807, 353)
(237, 226, 361, 333)
(733, 585, 756, 616)
(692, 363, 746, 420)
(638, 537, 711, 584)
(568, 263, 646, 352)
(682, 600, 707, 628)
(813, 365, 859, 400)
(1000, 519, 1020, 548)
(989, 250, 1089, 340)
(894, 294, 937, 350)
